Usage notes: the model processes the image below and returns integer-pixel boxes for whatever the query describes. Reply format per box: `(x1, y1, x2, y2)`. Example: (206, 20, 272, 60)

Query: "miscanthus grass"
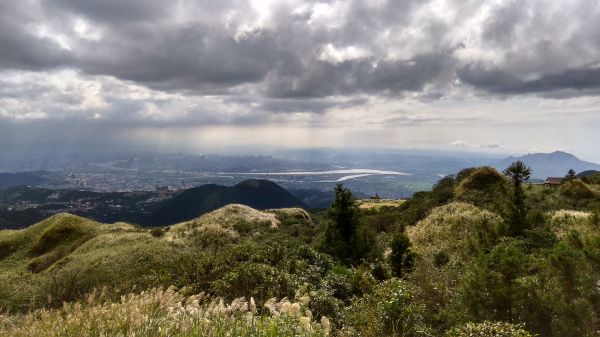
(0, 286, 330, 337)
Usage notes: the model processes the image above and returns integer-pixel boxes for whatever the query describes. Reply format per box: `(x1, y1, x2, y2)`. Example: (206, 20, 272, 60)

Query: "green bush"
(457, 239, 599, 337)
(454, 167, 511, 215)
(446, 321, 533, 337)
(211, 262, 298, 302)
(343, 279, 433, 337)
(389, 232, 415, 277)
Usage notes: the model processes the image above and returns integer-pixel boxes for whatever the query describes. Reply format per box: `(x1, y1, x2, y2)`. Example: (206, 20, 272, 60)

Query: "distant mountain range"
(146, 180, 307, 226)
(493, 151, 600, 179)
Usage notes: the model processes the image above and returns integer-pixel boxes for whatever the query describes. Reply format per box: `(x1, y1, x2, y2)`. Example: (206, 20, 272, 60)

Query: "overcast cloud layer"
(1, 0, 600, 161)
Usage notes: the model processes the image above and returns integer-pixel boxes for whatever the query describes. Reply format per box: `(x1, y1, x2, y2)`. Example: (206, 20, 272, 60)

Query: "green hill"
(146, 180, 307, 226)
(0, 205, 316, 311)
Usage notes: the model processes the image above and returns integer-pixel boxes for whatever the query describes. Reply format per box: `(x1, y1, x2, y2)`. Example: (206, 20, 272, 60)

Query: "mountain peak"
(548, 150, 577, 158)
(494, 151, 600, 178)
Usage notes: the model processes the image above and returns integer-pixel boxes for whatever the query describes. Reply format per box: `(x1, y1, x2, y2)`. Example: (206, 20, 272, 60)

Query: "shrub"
(457, 239, 599, 337)
(188, 226, 238, 254)
(454, 167, 511, 215)
(320, 269, 354, 300)
(370, 260, 393, 281)
(211, 262, 298, 302)
(431, 176, 456, 203)
(446, 321, 533, 337)
(308, 288, 345, 325)
(342, 279, 433, 337)
(433, 251, 450, 267)
(406, 203, 503, 324)
(150, 227, 165, 238)
(389, 232, 415, 277)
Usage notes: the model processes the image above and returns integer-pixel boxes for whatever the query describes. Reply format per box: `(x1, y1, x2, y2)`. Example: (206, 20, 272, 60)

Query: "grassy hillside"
(1, 166, 599, 336)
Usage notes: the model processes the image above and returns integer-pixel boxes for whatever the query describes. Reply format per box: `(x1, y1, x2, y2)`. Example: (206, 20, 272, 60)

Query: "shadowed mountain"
(146, 180, 307, 226)
(493, 151, 600, 179)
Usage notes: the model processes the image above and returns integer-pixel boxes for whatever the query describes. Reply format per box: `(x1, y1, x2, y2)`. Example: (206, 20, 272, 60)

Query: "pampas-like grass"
(0, 286, 331, 337)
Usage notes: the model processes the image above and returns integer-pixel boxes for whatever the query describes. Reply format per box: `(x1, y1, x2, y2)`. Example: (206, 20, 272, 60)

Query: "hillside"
(1, 166, 599, 336)
(577, 170, 599, 178)
(0, 181, 309, 229)
(0, 205, 315, 310)
(146, 179, 307, 226)
(493, 151, 600, 178)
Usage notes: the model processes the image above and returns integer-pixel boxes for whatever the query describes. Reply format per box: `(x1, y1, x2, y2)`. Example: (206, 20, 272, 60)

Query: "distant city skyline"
(1, 1, 600, 162)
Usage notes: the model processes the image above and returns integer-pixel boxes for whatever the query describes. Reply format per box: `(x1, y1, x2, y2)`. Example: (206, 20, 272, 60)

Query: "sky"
(1, 0, 600, 162)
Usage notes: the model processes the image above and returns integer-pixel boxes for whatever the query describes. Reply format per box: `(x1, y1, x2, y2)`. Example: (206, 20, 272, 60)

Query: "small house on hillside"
(544, 177, 563, 188)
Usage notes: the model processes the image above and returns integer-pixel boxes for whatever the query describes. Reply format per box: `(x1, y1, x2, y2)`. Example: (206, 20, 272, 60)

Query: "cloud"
(1, 0, 599, 101)
(450, 140, 502, 150)
(0, 0, 600, 160)
(449, 140, 471, 147)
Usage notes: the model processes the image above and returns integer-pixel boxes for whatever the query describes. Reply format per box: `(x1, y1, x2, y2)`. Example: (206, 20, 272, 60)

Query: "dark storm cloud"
(261, 97, 368, 113)
(457, 64, 600, 95)
(0, 1, 73, 70)
(264, 51, 456, 98)
(0, 30, 72, 71)
(0, 0, 451, 97)
(48, 0, 167, 24)
(1, 0, 600, 114)
(77, 26, 282, 92)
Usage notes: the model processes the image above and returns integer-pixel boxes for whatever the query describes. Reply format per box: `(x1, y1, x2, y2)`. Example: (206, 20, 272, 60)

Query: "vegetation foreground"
(1, 164, 600, 336)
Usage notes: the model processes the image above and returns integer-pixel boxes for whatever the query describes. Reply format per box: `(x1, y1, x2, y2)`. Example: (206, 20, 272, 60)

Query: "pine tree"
(565, 169, 577, 181)
(389, 232, 415, 277)
(323, 184, 372, 264)
(503, 161, 532, 236)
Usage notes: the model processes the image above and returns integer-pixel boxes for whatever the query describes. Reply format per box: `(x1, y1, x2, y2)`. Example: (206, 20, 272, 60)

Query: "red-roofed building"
(544, 177, 563, 187)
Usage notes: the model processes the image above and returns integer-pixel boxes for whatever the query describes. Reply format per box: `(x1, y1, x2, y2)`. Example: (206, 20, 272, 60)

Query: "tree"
(565, 169, 576, 181)
(389, 232, 415, 277)
(327, 184, 359, 241)
(503, 161, 532, 185)
(323, 184, 373, 264)
(503, 161, 532, 236)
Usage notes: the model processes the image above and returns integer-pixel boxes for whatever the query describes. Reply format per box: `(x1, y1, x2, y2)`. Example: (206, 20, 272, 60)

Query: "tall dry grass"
(0, 286, 330, 337)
